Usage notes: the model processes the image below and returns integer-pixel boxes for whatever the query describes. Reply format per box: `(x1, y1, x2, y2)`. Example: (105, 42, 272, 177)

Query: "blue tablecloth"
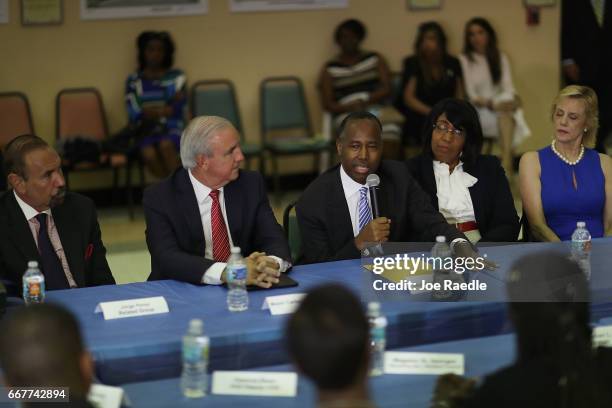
(35, 239, 612, 385)
(122, 332, 519, 408)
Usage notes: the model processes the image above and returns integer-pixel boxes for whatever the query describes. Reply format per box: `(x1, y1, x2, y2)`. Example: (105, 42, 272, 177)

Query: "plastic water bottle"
(571, 221, 592, 280)
(181, 319, 209, 398)
(22, 260, 44, 305)
(367, 302, 387, 376)
(431, 236, 453, 273)
(226, 247, 248, 312)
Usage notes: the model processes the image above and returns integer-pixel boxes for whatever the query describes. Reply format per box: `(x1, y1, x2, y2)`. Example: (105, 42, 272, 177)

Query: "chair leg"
(126, 163, 134, 221)
(112, 168, 119, 206)
(258, 153, 265, 176)
(272, 155, 280, 204)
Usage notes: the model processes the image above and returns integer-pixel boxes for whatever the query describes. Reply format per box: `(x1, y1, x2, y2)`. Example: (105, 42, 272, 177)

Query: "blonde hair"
(180, 116, 235, 169)
(551, 85, 599, 148)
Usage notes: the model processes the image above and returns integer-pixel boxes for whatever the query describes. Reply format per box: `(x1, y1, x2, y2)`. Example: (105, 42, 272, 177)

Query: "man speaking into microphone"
(296, 111, 467, 264)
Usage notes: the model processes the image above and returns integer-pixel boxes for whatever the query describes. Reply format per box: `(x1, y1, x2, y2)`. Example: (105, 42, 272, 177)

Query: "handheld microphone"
(366, 174, 380, 219)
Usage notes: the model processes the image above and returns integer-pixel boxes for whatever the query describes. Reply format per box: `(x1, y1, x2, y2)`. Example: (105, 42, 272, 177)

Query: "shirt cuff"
(202, 262, 226, 285)
(450, 238, 468, 252)
(268, 255, 291, 273)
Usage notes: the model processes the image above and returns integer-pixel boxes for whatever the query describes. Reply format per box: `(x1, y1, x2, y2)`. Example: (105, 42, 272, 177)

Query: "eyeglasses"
(433, 122, 465, 138)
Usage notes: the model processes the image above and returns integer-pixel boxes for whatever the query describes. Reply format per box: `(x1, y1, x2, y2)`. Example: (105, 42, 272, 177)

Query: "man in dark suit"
(144, 116, 291, 287)
(0, 135, 114, 293)
(296, 111, 467, 264)
(562, 0, 612, 152)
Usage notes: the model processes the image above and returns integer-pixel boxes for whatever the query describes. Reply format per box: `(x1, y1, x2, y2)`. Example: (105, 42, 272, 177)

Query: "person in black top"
(431, 252, 612, 408)
(395, 22, 463, 147)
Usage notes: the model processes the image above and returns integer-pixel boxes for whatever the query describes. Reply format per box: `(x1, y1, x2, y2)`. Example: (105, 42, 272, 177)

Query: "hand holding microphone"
(354, 174, 391, 251)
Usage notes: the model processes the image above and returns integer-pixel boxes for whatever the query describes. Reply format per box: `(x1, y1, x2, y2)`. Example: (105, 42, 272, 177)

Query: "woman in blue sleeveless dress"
(519, 85, 612, 241)
(125, 31, 186, 178)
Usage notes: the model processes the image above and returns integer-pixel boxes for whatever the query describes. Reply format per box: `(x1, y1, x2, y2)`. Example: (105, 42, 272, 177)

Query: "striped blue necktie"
(358, 187, 372, 231)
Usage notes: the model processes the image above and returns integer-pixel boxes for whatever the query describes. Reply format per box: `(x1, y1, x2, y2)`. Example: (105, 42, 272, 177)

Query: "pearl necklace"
(551, 141, 584, 166)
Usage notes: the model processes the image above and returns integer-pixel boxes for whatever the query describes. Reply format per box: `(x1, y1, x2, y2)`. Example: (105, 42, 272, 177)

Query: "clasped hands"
(246, 252, 281, 289)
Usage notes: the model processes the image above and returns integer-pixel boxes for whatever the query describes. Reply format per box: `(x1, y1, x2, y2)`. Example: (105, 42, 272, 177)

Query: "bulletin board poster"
(0, 0, 8, 24)
(230, 0, 348, 12)
(80, 0, 208, 20)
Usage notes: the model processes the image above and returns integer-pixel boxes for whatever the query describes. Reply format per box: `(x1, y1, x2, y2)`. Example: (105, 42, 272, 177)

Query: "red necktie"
(210, 190, 231, 262)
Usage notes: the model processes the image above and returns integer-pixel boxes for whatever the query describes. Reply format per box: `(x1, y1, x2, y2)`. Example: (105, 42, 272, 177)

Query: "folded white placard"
(385, 351, 464, 375)
(593, 325, 612, 348)
(94, 296, 169, 320)
(87, 384, 125, 408)
(261, 293, 305, 315)
(211, 371, 297, 397)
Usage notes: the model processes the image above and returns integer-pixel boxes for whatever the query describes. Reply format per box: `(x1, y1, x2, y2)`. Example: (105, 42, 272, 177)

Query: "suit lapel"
(329, 167, 355, 245)
(6, 192, 40, 265)
(223, 178, 242, 247)
(52, 203, 85, 287)
(464, 161, 484, 225)
(421, 156, 439, 210)
(176, 169, 206, 255)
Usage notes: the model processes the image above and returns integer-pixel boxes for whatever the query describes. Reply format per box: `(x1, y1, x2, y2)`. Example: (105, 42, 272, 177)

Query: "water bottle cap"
(435, 235, 446, 243)
(27, 261, 38, 268)
(231, 247, 241, 254)
(188, 319, 203, 334)
(577, 221, 586, 228)
(367, 301, 380, 313)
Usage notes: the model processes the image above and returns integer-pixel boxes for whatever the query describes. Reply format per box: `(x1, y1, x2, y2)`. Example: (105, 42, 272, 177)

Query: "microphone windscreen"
(366, 173, 380, 187)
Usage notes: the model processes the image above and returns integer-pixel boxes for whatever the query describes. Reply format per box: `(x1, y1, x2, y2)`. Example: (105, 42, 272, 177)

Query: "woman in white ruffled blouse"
(459, 17, 531, 176)
(407, 98, 519, 243)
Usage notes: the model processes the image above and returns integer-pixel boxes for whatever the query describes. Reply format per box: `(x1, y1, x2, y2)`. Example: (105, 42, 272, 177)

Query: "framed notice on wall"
(524, 0, 556, 6)
(21, 0, 63, 25)
(230, 0, 348, 13)
(408, 0, 442, 10)
(80, 0, 207, 20)
(0, 0, 8, 24)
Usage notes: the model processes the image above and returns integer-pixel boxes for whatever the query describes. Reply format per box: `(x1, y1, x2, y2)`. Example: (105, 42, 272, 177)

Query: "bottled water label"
(229, 266, 247, 281)
(23, 276, 44, 297)
(183, 340, 209, 363)
(571, 240, 591, 254)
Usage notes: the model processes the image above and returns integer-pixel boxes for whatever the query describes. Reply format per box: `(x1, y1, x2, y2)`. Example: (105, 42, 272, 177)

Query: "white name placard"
(94, 296, 169, 320)
(87, 384, 125, 408)
(261, 293, 305, 315)
(594, 325, 612, 347)
(211, 371, 297, 397)
(385, 351, 464, 375)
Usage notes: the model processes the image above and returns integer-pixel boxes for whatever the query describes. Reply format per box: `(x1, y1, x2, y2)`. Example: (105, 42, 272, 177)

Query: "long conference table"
(34, 238, 612, 388)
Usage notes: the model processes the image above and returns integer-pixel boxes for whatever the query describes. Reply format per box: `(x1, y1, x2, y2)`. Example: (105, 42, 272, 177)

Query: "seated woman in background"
(319, 19, 396, 133)
(407, 98, 519, 243)
(395, 22, 463, 148)
(459, 17, 530, 176)
(519, 85, 612, 241)
(126, 31, 186, 178)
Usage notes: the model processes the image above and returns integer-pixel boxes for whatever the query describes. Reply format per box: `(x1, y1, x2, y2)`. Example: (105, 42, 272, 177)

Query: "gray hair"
(180, 116, 235, 169)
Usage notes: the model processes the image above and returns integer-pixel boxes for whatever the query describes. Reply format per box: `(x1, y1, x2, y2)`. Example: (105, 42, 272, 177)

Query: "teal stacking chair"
(282, 202, 301, 262)
(260, 77, 330, 201)
(190, 80, 262, 171)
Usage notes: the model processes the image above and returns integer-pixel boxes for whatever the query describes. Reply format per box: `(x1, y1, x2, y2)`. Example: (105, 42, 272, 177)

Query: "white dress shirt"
(433, 161, 478, 223)
(188, 170, 288, 285)
(339, 165, 371, 237)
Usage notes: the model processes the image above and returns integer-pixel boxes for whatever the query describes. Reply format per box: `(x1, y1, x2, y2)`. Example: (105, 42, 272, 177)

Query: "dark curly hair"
(137, 31, 175, 71)
(334, 19, 366, 44)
